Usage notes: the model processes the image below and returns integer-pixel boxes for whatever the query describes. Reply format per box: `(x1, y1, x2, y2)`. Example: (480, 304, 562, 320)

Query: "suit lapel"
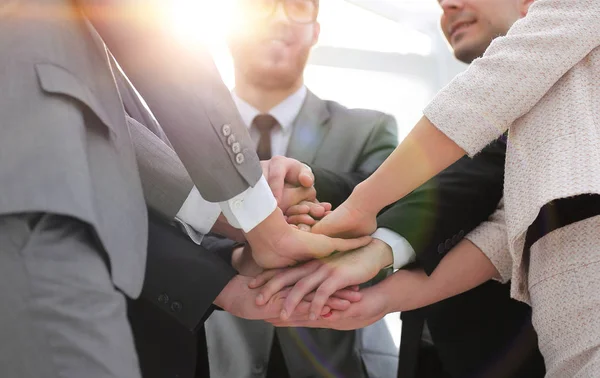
(285, 91, 330, 163)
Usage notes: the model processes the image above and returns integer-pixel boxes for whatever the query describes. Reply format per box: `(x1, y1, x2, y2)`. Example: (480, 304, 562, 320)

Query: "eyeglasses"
(239, 0, 318, 24)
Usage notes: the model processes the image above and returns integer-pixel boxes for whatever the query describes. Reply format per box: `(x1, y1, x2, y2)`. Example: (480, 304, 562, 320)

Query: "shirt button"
(235, 153, 245, 164)
(222, 124, 232, 137)
(458, 229, 465, 239)
(158, 293, 169, 304)
(227, 134, 236, 146)
(437, 243, 445, 255)
(232, 142, 241, 154)
(170, 301, 183, 313)
(233, 199, 243, 210)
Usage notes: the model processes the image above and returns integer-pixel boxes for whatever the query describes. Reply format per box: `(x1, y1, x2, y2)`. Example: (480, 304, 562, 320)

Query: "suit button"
(227, 134, 236, 146)
(437, 243, 445, 255)
(170, 301, 182, 313)
(251, 363, 265, 375)
(458, 229, 465, 239)
(222, 124, 232, 136)
(232, 142, 241, 154)
(452, 234, 459, 245)
(158, 293, 169, 304)
(444, 239, 452, 250)
(235, 153, 245, 164)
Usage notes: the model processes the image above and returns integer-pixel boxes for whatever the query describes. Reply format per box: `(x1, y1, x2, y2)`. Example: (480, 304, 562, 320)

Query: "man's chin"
(453, 44, 484, 65)
(251, 70, 301, 89)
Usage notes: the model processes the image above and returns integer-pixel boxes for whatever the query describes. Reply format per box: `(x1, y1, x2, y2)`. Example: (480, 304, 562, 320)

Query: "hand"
(245, 208, 372, 269)
(214, 275, 361, 320)
(280, 184, 318, 214)
(261, 156, 315, 211)
(311, 184, 378, 238)
(250, 239, 393, 320)
(231, 244, 263, 277)
(267, 284, 391, 330)
(285, 200, 332, 227)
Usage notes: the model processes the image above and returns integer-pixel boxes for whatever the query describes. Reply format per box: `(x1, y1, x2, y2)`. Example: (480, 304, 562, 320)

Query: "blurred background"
(168, 0, 469, 350)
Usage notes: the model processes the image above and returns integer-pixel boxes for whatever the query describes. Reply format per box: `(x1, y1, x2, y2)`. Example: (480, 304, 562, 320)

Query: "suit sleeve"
(312, 169, 367, 209)
(82, 1, 262, 202)
(376, 140, 506, 275)
(140, 210, 238, 331)
(127, 116, 194, 220)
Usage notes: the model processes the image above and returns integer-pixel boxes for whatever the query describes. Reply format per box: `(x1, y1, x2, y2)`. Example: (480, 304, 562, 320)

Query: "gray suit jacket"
(0, 0, 261, 297)
(206, 91, 400, 378)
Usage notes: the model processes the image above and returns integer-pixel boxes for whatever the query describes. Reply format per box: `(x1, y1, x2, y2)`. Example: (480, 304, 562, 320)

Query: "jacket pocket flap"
(35, 63, 115, 133)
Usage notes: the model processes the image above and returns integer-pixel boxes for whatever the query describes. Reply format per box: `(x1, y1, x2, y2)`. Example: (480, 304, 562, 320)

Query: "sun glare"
(168, 0, 236, 49)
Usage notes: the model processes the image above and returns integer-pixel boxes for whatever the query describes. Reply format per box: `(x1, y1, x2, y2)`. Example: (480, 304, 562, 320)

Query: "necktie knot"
(253, 114, 279, 133)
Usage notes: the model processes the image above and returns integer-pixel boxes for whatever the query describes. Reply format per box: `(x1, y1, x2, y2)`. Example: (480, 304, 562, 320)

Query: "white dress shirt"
(177, 86, 416, 269)
(231, 85, 307, 155)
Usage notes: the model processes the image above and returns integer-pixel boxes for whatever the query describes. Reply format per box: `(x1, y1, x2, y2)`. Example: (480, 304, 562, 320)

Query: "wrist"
(244, 208, 288, 249)
(213, 279, 233, 310)
(385, 269, 429, 313)
(371, 239, 394, 270)
(231, 246, 245, 271)
(352, 181, 385, 215)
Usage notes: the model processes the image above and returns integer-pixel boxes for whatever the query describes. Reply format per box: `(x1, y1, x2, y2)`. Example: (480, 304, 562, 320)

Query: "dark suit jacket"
(313, 139, 545, 378)
(127, 212, 239, 378)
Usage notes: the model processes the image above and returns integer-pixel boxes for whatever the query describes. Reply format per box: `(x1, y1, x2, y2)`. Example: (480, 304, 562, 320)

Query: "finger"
(249, 268, 283, 290)
(258, 261, 321, 305)
(305, 202, 326, 219)
(282, 268, 329, 320)
(297, 224, 312, 232)
(286, 204, 311, 216)
(319, 202, 333, 212)
(310, 277, 347, 320)
(281, 187, 317, 212)
(290, 224, 299, 229)
(286, 214, 317, 226)
(266, 157, 288, 203)
(304, 288, 361, 303)
(331, 288, 362, 303)
(349, 285, 360, 292)
(294, 165, 314, 188)
(288, 300, 330, 317)
(324, 297, 351, 311)
(330, 235, 372, 252)
(269, 310, 342, 327)
(311, 208, 345, 236)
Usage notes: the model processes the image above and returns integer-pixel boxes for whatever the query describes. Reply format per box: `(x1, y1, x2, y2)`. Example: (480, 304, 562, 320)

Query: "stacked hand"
(249, 239, 393, 320)
(215, 242, 364, 321)
(218, 156, 391, 324)
(246, 157, 371, 269)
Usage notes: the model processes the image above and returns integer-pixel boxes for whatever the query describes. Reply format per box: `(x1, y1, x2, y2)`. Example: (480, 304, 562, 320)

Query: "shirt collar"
(231, 86, 307, 131)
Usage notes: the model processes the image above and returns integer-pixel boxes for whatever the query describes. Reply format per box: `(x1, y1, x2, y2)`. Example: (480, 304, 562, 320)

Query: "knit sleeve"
(465, 199, 512, 283)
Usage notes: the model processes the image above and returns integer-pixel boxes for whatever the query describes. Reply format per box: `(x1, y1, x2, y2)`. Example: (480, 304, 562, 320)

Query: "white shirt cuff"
(176, 187, 221, 236)
(219, 176, 278, 233)
(372, 228, 416, 270)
